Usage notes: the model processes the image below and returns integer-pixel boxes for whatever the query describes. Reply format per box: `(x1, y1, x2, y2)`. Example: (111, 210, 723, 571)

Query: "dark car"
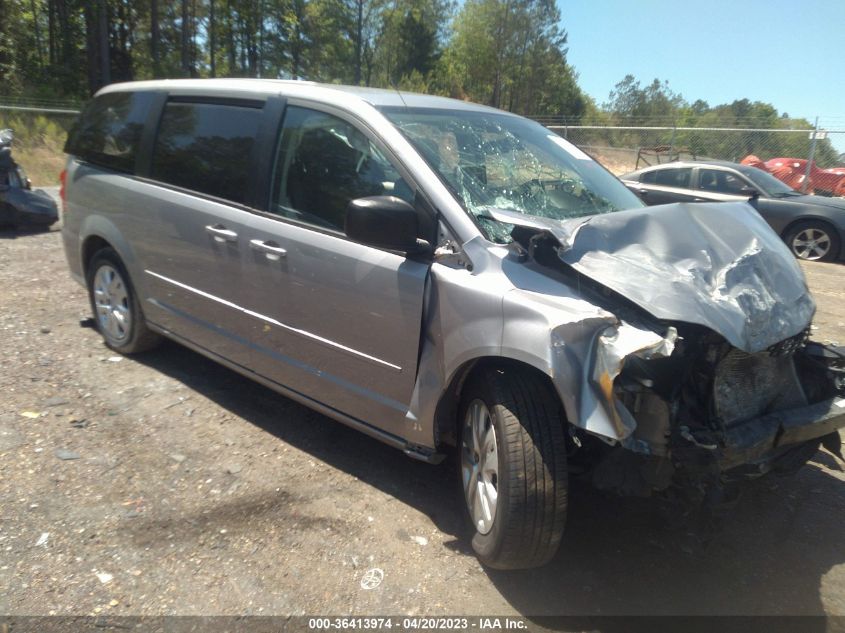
(0, 129, 59, 230)
(621, 160, 845, 262)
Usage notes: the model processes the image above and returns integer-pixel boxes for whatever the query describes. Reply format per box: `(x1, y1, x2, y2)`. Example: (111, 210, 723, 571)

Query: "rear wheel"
(459, 365, 568, 569)
(785, 221, 840, 262)
(86, 248, 161, 354)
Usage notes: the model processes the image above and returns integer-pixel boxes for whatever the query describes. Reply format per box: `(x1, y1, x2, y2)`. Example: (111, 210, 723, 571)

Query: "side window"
(699, 169, 746, 194)
(151, 101, 262, 205)
(722, 172, 748, 194)
(64, 91, 153, 173)
(640, 171, 657, 184)
(270, 106, 412, 232)
(653, 168, 692, 188)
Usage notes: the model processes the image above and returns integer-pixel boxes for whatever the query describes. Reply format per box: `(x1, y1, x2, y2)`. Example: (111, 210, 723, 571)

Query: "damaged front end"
(595, 326, 845, 497)
(495, 202, 845, 497)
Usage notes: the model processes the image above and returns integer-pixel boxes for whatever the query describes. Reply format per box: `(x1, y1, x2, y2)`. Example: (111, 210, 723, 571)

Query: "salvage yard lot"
(1, 220, 845, 619)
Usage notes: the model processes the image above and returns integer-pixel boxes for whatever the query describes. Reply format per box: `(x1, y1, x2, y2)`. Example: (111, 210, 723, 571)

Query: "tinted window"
(151, 101, 261, 205)
(652, 168, 692, 188)
(65, 91, 153, 173)
(270, 106, 412, 231)
(698, 169, 747, 194)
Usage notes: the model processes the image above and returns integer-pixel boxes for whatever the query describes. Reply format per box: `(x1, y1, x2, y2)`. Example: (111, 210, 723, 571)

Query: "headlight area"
(573, 325, 845, 500)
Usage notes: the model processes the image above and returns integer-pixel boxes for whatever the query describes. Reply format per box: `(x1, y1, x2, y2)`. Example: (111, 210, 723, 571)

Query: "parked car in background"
(62, 80, 845, 569)
(622, 160, 845, 262)
(0, 129, 59, 229)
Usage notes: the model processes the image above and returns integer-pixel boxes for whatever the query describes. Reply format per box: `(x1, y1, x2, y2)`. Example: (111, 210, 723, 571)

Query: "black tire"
(784, 220, 841, 262)
(459, 365, 568, 569)
(86, 247, 161, 354)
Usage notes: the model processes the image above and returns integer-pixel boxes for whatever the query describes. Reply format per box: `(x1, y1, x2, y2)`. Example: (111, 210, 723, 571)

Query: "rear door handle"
(205, 224, 238, 243)
(250, 239, 287, 259)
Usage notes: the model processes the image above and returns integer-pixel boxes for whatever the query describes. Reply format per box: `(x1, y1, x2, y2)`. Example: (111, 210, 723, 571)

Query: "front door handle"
(205, 224, 238, 243)
(250, 239, 287, 259)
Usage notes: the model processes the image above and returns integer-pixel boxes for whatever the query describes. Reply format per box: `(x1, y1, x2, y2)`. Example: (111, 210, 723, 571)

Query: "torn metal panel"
(558, 201, 816, 353)
(589, 322, 677, 442)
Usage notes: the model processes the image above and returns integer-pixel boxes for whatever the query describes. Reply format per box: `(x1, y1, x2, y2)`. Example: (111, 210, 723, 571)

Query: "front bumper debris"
(683, 397, 845, 472)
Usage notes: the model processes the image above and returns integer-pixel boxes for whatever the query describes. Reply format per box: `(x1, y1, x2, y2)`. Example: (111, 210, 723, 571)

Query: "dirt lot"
(1, 207, 845, 622)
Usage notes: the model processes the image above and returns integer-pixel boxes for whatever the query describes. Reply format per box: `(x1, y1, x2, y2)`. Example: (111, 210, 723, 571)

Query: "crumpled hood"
(489, 202, 815, 353)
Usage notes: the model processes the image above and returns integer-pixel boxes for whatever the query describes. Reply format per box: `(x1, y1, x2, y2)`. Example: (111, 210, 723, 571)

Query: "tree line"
(578, 75, 840, 166)
(0, 0, 587, 117)
(0, 1, 838, 165)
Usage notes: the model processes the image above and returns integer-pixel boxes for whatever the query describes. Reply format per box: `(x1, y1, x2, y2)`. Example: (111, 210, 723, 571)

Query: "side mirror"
(345, 196, 430, 254)
(740, 186, 759, 199)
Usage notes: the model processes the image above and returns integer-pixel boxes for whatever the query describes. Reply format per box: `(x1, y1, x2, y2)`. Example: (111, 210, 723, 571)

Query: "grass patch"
(0, 111, 75, 186)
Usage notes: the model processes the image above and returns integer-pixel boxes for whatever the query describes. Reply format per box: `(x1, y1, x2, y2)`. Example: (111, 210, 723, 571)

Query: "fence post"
(669, 121, 676, 156)
(803, 116, 819, 194)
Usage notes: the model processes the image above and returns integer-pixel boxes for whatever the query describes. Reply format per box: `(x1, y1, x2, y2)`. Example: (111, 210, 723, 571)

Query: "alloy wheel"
(461, 399, 499, 535)
(93, 264, 131, 343)
(791, 227, 832, 261)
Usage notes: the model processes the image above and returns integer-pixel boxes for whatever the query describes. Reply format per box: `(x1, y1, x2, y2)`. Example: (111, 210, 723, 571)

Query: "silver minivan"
(62, 79, 845, 569)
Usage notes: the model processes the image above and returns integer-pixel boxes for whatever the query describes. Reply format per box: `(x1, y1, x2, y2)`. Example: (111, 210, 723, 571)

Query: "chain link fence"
(536, 118, 845, 197)
(3, 100, 845, 193)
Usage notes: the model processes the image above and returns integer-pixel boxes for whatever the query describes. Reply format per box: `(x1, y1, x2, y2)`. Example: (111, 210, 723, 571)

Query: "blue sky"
(561, 0, 845, 153)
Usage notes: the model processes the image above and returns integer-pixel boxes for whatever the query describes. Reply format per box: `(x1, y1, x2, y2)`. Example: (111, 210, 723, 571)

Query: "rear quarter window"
(150, 101, 262, 205)
(64, 91, 153, 173)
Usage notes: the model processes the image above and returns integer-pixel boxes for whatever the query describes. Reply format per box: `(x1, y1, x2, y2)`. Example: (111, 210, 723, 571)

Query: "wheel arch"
(81, 235, 114, 276)
(781, 215, 840, 239)
(77, 214, 141, 284)
(433, 356, 565, 449)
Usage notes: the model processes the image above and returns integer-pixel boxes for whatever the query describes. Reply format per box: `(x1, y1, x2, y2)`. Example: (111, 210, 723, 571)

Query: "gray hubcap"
(461, 399, 499, 535)
(93, 264, 131, 343)
(792, 227, 831, 261)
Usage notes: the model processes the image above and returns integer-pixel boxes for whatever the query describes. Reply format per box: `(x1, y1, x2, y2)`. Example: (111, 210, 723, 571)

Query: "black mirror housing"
(345, 196, 427, 254)
(740, 186, 760, 199)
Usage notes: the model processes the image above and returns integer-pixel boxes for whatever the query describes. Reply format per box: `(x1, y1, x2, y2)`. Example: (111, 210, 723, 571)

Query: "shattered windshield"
(381, 107, 643, 242)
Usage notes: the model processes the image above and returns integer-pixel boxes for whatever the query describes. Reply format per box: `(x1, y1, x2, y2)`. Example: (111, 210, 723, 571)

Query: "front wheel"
(459, 366, 568, 569)
(785, 221, 841, 262)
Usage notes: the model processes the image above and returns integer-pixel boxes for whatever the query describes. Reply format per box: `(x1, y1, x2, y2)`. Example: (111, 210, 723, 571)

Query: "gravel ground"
(1, 204, 844, 621)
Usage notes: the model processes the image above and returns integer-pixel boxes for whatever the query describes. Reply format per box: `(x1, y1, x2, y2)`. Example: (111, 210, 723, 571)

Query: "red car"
(742, 155, 845, 197)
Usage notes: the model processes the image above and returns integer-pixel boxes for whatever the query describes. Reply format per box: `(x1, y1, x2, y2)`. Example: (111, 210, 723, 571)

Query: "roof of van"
(98, 78, 508, 114)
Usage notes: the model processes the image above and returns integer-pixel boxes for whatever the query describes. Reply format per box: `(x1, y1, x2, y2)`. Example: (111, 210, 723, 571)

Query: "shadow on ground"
(0, 225, 55, 238)
(136, 340, 845, 624)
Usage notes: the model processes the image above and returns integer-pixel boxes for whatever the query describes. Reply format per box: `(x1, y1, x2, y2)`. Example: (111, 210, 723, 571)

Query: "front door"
(243, 105, 430, 437)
